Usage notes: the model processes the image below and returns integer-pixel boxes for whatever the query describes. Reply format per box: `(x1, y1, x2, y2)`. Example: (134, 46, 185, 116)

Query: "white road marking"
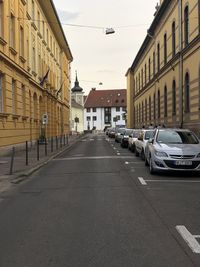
(176, 225, 200, 254)
(117, 153, 120, 155)
(138, 177, 147, 185)
(53, 156, 135, 161)
(145, 179, 200, 183)
(125, 162, 129, 165)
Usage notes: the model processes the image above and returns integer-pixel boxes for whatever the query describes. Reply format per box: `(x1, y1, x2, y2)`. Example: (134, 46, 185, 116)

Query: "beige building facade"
(0, 0, 73, 149)
(126, 0, 200, 136)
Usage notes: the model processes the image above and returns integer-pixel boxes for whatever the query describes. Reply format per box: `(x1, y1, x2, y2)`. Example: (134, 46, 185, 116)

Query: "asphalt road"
(0, 133, 200, 267)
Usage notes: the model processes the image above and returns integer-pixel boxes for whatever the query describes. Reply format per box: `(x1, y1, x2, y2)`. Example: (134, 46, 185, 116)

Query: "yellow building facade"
(126, 0, 200, 136)
(0, 0, 73, 148)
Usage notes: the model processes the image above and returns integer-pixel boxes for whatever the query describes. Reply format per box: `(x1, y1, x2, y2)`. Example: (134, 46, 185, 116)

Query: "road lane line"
(176, 225, 200, 254)
(138, 177, 147, 185)
(145, 179, 200, 183)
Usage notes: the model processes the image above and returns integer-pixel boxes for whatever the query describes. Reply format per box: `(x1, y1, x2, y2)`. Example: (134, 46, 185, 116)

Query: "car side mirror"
(148, 138, 154, 144)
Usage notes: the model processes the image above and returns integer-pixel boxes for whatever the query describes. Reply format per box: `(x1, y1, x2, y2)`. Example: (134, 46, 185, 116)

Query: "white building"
(84, 89, 126, 131)
(71, 73, 84, 133)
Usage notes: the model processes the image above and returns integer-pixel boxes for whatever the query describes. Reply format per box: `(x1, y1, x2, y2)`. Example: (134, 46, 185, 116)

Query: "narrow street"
(0, 133, 200, 267)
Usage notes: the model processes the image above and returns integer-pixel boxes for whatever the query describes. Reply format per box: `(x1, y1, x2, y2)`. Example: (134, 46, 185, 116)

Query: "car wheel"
(135, 148, 139, 157)
(149, 156, 155, 174)
(141, 149, 145, 160)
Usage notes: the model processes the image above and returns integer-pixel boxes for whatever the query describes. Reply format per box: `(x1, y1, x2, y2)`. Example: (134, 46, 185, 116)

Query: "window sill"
(32, 71, 37, 77)
(19, 55, 26, 63)
(31, 22, 37, 31)
(0, 37, 7, 46)
(21, 0, 26, 5)
(37, 32, 42, 39)
(26, 12, 31, 20)
(22, 115, 29, 120)
(0, 112, 9, 118)
(9, 47, 17, 56)
(12, 114, 20, 120)
(42, 40, 47, 46)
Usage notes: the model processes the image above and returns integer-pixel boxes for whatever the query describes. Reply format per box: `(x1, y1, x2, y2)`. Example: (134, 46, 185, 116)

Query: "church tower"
(71, 71, 84, 106)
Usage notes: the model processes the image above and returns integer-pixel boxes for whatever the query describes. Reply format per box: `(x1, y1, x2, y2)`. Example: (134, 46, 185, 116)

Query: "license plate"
(175, 160, 192, 166)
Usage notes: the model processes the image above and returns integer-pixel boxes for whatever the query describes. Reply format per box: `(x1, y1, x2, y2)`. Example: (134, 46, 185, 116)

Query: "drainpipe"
(178, 0, 183, 128)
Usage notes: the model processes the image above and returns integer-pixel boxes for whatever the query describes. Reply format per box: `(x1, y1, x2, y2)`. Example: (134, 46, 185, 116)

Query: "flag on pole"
(40, 68, 50, 86)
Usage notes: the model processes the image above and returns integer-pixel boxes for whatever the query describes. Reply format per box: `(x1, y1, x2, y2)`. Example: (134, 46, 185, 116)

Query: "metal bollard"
(45, 138, 47, 156)
(26, 141, 28, 166)
(9, 147, 15, 175)
(37, 140, 40, 161)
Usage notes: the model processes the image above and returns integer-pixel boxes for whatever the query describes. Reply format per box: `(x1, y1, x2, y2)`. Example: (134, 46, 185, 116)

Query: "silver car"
(145, 128, 200, 174)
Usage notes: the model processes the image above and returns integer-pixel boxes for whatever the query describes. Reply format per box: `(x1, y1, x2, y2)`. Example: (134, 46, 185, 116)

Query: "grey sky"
(53, 0, 158, 94)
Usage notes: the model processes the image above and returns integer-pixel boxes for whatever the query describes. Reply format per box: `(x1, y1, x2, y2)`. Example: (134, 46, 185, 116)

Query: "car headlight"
(197, 153, 200, 158)
(155, 150, 168, 157)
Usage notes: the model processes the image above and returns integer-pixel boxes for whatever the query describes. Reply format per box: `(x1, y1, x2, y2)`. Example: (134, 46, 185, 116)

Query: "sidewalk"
(0, 134, 83, 193)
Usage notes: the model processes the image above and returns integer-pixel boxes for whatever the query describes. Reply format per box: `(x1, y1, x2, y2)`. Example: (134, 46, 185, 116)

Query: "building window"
(104, 107, 111, 124)
(92, 107, 96, 112)
(42, 21, 45, 37)
(164, 33, 167, 64)
(32, 46, 36, 71)
(86, 108, 90, 112)
(184, 5, 189, 46)
(145, 99, 147, 123)
(145, 64, 147, 85)
(0, 74, 3, 112)
(12, 79, 16, 114)
(10, 13, 15, 48)
(185, 72, 190, 113)
(37, 11, 40, 31)
(149, 96, 151, 121)
(92, 116, 97, 121)
(46, 28, 49, 45)
(22, 84, 26, 115)
(157, 43, 160, 72)
(139, 103, 141, 123)
(0, 1, 3, 37)
(32, 0, 35, 20)
(142, 101, 144, 123)
(172, 21, 176, 56)
(164, 86, 167, 117)
(141, 68, 143, 88)
(116, 107, 120, 112)
(172, 80, 176, 115)
(153, 52, 155, 76)
(158, 90, 160, 119)
(86, 116, 91, 121)
(20, 26, 24, 57)
(122, 107, 126, 112)
(148, 57, 151, 81)
(153, 93, 156, 120)
(138, 72, 140, 90)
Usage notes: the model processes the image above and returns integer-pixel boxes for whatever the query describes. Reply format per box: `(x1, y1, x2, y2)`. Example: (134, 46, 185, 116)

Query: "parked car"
(128, 129, 141, 152)
(135, 129, 155, 159)
(115, 128, 126, 143)
(121, 129, 134, 148)
(145, 128, 200, 174)
(108, 128, 116, 138)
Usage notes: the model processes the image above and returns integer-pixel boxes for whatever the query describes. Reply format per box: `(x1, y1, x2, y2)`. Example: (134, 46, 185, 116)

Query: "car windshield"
(156, 130, 199, 144)
(144, 130, 154, 140)
(125, 129, 133, 135)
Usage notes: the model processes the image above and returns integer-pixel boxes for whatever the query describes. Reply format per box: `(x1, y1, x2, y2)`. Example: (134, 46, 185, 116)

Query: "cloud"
(57, 9, 80, 22)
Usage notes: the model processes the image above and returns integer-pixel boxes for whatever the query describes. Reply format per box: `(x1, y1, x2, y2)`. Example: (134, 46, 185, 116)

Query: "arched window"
(164, 33, 167, 64)
(158, 90, 160, 119)
(185, 72, 190, 113)
(33, 93, 37, 119)
(149, 96, 151, 121)
(157, 43, 160, 72)
(172, 21, 176, 56)
(145, 99, 147, 124)
(172, 80, 176, 115)
(184, 5, 189, 46)
(148, 57, 151, 81)
(164, 86, 167, 117)
(0, 74, 3, 113)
